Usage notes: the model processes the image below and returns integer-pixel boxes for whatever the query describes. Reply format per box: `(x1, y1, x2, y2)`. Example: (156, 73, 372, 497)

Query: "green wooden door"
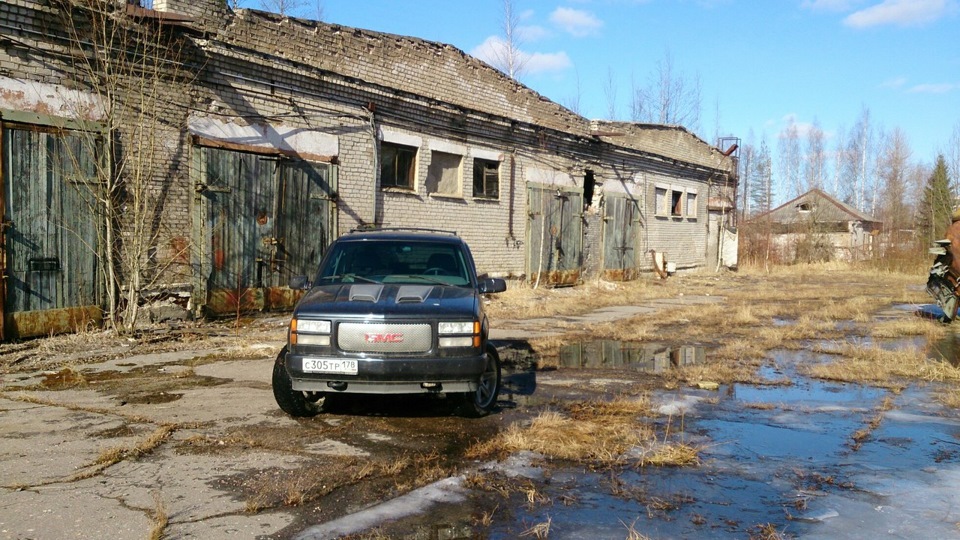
(1, 125, 102, 339)
(200, 147, 336, 315)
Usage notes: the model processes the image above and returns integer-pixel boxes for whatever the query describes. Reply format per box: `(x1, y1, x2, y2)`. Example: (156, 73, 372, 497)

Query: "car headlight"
(291, 319, 331, 346)
(438, 320, 480, 348)
(438, 321, 475, 335)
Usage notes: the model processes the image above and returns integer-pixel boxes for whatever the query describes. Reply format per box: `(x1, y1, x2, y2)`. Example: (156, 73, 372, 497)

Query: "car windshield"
(316, 240, 471, 286)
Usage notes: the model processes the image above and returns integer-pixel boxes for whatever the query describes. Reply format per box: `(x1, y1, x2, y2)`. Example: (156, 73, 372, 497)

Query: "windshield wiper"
(318, 273, 381, 284)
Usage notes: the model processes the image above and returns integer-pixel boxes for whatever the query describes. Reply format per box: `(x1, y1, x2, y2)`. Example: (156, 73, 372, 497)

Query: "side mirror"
(478, 277, 506, 294)
(289, 275, 310, 290)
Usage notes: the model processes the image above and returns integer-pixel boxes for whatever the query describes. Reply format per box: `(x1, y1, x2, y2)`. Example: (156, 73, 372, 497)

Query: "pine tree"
(916, 154, 954, 243)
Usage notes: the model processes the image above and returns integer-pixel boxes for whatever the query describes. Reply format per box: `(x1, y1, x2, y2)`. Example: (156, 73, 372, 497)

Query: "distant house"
(750, 189, 881, 262)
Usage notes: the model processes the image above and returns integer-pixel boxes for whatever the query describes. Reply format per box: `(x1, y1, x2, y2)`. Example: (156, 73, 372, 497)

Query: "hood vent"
(396, 285, 433, 304)
(348, 284, 384, 303)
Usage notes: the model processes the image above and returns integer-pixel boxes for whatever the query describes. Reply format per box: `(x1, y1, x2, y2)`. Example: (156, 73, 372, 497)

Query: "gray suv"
(272, 229, 507, 417)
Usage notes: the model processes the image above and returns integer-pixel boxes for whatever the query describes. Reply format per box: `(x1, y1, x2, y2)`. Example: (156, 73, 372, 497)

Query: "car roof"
(336, 229, 465, 245)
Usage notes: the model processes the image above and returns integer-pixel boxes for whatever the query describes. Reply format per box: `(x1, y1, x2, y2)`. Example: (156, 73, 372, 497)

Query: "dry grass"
(469, 409, 649, 464)
(469, 396, 702, 468)
(748, 522, 789, 540)
(622, 519, 652, 540)
(147, 492, 168, 540)
(519, 516, 552, 539)
(805, 342, 960, 385)
(871, 317, 949, 339)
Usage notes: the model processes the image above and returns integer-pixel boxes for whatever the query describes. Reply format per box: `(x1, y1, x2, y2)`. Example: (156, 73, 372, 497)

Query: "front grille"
(337, 322, 432, 353)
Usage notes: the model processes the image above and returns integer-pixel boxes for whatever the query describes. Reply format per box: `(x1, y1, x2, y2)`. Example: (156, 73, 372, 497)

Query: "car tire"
(272, 347, 327, 417)
(460, 344, 502, 417)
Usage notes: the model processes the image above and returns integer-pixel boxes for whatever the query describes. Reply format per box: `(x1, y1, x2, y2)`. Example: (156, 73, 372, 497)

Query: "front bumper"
(284, 351, 487, 394)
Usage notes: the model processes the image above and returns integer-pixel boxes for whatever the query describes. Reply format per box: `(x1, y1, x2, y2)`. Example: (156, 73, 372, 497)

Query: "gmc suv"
(272, 229, 507, 417)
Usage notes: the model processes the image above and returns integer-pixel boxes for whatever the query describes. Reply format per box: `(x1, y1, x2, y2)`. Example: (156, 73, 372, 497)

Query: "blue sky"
(244, 0, 959, 182)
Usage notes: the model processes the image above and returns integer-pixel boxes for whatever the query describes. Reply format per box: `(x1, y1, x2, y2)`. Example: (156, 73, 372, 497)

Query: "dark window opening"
(583, 170, 595, 208)
(381, 142, 417, 189)
(472, 158, 500, 198)
(671, 190, 683, 216)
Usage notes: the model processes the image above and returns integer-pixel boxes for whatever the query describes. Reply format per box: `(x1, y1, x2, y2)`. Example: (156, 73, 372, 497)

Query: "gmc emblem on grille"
(365, 333, 404, 343)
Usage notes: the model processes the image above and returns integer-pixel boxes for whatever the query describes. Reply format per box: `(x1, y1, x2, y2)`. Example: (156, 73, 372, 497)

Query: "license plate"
(302, 358, 358, 375)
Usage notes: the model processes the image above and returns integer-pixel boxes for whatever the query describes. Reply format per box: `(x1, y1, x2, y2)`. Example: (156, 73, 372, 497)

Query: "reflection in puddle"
(558, 341, 705, 372)
(930, 332, 960, 367)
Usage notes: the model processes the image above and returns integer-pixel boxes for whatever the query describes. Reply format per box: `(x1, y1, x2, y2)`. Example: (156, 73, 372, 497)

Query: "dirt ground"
(1, 266, 958, 539)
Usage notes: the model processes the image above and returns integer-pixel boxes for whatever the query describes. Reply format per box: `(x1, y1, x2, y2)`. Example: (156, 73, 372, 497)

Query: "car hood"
(294, 283, 480, 318)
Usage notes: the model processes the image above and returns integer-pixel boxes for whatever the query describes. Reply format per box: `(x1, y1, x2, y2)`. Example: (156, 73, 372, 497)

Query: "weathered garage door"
(199, 147, 337, 315)
(602, 194, 643, 281)
(526, 184, 583, 286)
(1, 124, 102, 339)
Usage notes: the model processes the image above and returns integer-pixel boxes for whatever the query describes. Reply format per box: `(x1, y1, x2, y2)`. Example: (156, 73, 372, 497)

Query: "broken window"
(583, 170, 595, 209)
(671, 189, 683, 216)
(380, 142, 417, 189)
(426, 151, 462, 196)
(473, 158, 500, 198)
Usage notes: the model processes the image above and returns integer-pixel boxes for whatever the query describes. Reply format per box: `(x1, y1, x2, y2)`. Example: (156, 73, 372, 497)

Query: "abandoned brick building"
(0, 0, 737, 338)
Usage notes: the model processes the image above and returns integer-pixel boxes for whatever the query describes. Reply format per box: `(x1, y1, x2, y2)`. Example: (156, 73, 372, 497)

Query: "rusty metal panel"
(201, 147, 336, 316)
(206, 287, 264, 314)
(602, 194, 642, 281)
(4, 306, 103, 340)
(2, 126, 102, 339)
(526, 184, 583, 287)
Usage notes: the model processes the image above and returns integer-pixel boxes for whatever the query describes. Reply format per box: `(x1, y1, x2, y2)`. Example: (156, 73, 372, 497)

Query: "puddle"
(558, 341, 706, 372)
(474, 350, 960, 539)
(929, 332, 960, 367)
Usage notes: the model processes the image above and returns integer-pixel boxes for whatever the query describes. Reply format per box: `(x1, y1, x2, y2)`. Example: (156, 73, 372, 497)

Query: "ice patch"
(303, 440, 368, 457)
(293, 476, 466, 539)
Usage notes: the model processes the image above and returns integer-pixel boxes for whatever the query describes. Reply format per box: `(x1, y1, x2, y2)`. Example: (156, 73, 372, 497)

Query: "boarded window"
(380, 142, 417, 189)
(473, 158, 500, 198)
(426, 151, 461, 195)
(655, 187, 668, 216)
(686, 191, 698, 218)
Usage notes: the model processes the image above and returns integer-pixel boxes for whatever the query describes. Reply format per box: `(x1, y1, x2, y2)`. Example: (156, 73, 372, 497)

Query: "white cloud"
(524, 50, 574, 73)
(549, 7, 604, 37)
(907, 82, 959, 94)
(470, 36, 572, 76)
(517, 24, 550, 42)
(843, 0, 954, 28)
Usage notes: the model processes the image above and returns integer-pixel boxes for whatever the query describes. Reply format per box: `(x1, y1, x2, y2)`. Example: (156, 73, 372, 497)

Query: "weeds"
(519, 516, 551, 538)
(147, 492, 168, 540)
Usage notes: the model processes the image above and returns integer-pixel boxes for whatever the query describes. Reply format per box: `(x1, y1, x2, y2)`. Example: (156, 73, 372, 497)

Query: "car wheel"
(272, 347, 327, 417)
(461, 344, 502, 417)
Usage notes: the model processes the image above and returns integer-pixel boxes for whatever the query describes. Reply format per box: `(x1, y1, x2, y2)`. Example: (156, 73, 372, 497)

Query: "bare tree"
(260, 0, 303, 16)
(488, 0, 527, 80)
(739, 130, 756, 220)
(778, 120, 802, 199)
(804, 119, 826, 192)
(948, 120, 960, 200)
(630, 50, 702, 132)
(844, 107, 875, 213)
(603, 67, 618, 120)
(876, 127, 914, 247)
(754, 136, 774, 215)
(55, 0, 196, 331)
